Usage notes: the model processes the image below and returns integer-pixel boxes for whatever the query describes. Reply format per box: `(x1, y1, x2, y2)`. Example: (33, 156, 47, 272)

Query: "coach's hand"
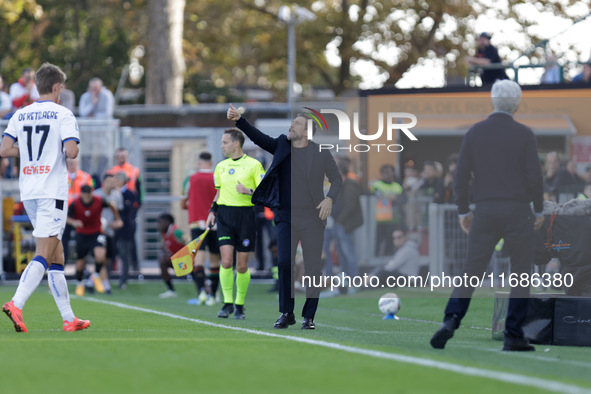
(534, 215, 544, 231)
(227, 104, 241, 121)
(316, 197, 333, 220)
(206, 212, 216, 228)
(459, 213, 473, 235)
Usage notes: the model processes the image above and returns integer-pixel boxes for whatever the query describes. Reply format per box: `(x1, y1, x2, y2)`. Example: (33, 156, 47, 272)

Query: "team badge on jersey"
(229, 169, 235, 175)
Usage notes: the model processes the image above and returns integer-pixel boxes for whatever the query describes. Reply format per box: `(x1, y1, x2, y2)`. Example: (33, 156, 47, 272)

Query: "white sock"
(102, 279, 111, 291)
(12, 257, 48, 309)
(47, 265, 76, 322)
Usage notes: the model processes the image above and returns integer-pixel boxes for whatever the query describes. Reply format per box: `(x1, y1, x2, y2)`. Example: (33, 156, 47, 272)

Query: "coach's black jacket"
(454, 112, 544, 214)
(235, 116, 342, 212)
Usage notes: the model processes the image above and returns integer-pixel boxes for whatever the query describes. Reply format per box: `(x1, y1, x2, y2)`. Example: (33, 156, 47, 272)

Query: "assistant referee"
(206, 128, 265, 319)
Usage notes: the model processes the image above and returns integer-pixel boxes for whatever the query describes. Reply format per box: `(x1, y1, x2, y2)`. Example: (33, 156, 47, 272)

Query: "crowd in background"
(0, 67, 115, 180)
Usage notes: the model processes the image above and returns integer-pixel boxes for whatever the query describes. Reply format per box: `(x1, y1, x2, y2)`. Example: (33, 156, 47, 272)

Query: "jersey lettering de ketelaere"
(3, 100, 80, 201)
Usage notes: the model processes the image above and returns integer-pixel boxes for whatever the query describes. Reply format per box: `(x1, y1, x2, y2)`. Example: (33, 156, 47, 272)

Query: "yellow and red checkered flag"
(171, 228, 211, 277)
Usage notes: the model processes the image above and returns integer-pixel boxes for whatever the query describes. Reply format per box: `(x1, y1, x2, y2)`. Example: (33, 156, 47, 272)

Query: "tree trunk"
(146, 0, 186, 105)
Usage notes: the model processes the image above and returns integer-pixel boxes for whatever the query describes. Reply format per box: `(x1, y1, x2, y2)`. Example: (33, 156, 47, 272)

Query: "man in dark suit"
(430, 80, 544, 351)
(227, 104, 342, 329)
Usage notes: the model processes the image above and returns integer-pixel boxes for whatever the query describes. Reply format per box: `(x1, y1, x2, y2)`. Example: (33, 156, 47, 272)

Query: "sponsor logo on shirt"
(22, 165, 51, 175)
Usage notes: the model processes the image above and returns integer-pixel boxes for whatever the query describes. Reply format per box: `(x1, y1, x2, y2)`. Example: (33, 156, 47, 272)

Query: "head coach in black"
(430, 80, 544, 351)
(227, 104, 342, 330)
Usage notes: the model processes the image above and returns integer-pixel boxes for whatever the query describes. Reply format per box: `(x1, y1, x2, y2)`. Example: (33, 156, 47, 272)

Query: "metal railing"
(428, 203, 510, 278)
(467, 62, 569, 86)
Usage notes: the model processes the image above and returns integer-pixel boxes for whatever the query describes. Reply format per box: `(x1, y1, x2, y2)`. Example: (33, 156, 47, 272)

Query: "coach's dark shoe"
(273, 313, 296, 329)
(217, 303, 234, 318)
(301, 317, 316, 330)
(430, 314, 459, 349)
(503, 337, 535, 352)
(234, 304, 245, 320)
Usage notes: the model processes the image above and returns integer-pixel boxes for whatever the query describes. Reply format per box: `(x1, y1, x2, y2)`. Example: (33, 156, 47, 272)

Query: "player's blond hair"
(36, 63, 66, 95)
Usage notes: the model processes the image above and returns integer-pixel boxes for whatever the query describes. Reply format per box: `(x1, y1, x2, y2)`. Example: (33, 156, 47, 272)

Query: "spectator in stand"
(544, 152, 560, 189)
(543, 184, 556, 202)
(577, 183, 591, 200)
(59, 83, 76, 112)
(464, 32, 508, 85)
(93, 173, 124, 294)
(79, 77, 114, 118)
(157, 213, 189, 298)
(371, 164, 403, 256)
(403, 165, 422, 230)
(0, 75, 11, 118)
(540, 55, 561, 84)
(62, 157, 94, 264)
(582, 165, 591, 184)
(419, 161, 445, 204)
(553, 159, 585, 197)
(113, 171, 138, 290)
(180, 151, 220, 305)
(368, 228, 421, 284)
(332, 157, 363, 294)
(9, 67, 39, 112)
(67, 185, 122, 296)
(443, 154, 459, 203)
(109, 147, 142, 273)
(572, 59, 591, 84)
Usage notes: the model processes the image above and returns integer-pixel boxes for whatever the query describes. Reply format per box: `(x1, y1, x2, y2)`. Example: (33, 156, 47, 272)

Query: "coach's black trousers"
(276, 209, 325, 319)
(444, 201, 534, 339)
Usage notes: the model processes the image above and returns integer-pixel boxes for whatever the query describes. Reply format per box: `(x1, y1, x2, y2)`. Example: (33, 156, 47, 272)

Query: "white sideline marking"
(82, 297, 590, 394)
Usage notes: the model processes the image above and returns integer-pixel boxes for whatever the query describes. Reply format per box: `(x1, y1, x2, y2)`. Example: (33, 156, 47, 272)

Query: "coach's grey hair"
(491, 80, 521, 114)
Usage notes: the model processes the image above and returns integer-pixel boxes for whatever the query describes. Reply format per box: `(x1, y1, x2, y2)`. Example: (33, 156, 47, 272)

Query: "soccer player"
(62, 157, 94, 264)
(181, 151, 220, 305)
(157, 213, 188, 298)
(0, 63, 90, 332)
(93, 173, 124, 294)
(67, 185, 122, 296)
(206, 129, 265, 319)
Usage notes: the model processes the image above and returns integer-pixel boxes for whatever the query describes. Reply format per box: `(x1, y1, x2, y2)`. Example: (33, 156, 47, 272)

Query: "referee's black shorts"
(216, 205, 256, 252)
(190, 228, 220, 254)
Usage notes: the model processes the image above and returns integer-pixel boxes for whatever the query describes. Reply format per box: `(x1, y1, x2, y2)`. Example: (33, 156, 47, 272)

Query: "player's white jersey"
(2, 100, 80, 201)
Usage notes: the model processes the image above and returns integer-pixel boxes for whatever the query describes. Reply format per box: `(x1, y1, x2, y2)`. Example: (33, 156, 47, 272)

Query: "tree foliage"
(0, 0, 147, 101)
(1, 0, 589, 103)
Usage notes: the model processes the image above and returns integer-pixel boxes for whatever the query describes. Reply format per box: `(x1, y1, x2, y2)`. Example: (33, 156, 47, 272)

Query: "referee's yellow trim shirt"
(214, 154, 265, 207)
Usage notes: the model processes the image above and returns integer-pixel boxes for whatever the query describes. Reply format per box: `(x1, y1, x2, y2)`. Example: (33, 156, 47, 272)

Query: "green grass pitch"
(0, 282, 589, 394)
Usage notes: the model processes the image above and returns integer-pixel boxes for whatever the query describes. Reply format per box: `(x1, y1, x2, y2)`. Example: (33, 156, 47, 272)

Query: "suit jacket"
(235, 117, 342, 210)
(454, 112, 543, 214)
